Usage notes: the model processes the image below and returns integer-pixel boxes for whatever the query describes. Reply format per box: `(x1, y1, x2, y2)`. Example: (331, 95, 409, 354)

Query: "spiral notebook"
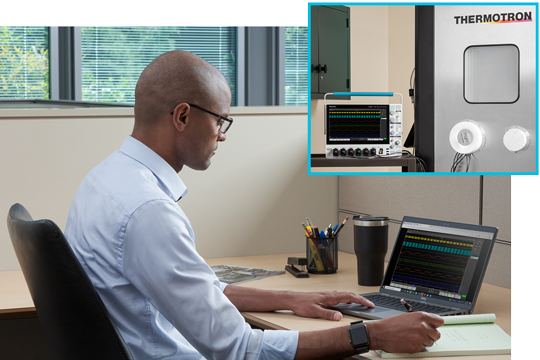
(374, 313, 511, 358)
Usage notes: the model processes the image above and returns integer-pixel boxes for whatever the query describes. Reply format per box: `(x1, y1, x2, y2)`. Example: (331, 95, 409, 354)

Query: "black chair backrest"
(7, 203, 134, 360)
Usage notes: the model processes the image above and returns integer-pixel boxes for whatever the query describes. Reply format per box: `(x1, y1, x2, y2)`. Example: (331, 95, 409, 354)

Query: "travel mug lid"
(353, 215, 389, 227)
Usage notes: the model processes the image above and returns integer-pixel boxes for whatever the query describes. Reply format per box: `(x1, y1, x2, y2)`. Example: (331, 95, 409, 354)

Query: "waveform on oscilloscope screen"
(395, 266, 464, 282)
(397, 258, 466, 273)
(400, 251, 469, 264)
(329, 120, 381, 122)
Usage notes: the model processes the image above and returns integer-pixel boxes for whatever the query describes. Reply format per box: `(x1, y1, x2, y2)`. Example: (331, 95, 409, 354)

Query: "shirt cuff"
(219, 281, 228, 292)
(257, 330, 299, 360)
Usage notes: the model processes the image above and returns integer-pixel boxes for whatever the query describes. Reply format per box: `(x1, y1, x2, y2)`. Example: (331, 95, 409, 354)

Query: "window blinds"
(81, 27, 237, 105)
(284, 27, 308, 106)
(0, 26, 49, 99)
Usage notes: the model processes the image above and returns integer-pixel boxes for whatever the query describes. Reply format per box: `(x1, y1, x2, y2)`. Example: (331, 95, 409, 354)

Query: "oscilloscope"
(324, 92, 403, 159)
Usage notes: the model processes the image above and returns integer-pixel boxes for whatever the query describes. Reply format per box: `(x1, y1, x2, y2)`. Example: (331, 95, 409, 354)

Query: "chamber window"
(464, 45, 519, 103)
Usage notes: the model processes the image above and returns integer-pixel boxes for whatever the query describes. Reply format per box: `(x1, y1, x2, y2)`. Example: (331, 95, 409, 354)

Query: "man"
(66, 50, 443, 360)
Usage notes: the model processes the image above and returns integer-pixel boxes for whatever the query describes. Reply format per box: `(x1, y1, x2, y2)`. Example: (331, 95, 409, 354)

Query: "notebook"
(332, 216, 498, 319)
(374, 313, 511, 358)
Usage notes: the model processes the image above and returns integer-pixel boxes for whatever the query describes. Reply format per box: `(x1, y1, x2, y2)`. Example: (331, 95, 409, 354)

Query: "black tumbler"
(353, 215, 389, 286)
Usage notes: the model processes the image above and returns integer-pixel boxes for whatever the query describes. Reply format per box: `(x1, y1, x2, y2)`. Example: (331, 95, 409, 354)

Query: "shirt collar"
(119, 136, 188, 202)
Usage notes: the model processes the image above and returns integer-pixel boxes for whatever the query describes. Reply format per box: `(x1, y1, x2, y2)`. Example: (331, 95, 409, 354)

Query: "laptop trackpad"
(332, 303, 401, 319)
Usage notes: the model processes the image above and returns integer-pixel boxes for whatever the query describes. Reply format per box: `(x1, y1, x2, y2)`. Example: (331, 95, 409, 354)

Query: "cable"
(401, 150, 427, 172)
(450, 152, 473, 172)
(332, 150, 427, 172)
(409, 68, 416, 106)
(410, 68, 415, 89)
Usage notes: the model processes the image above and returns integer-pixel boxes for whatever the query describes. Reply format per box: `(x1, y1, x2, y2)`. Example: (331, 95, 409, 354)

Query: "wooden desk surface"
(1, 252, 511, 359)
(206, 252, 511, 360)
(0, 270, 36, 319)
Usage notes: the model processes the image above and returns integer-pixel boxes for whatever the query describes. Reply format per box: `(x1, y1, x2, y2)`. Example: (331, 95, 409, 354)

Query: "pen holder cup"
(306, 236, 338, 274)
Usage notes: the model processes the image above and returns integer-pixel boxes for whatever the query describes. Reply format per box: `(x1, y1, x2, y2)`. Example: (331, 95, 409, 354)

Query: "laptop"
(331, 216, 498, 320)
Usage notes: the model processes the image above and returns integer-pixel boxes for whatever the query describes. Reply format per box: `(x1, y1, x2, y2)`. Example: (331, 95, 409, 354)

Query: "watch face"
(350, 326, 368, 345)
(350, 323, 369, 349)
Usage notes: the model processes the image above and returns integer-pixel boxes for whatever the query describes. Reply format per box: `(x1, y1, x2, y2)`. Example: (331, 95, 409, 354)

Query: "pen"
(334, 216, 350, 236)
(306, 217, 314, 230)
(400, 299, 415, 312)
(302, 222, 313, 237)
(319, 230, 329, 247)
(326, 224, 333, 238)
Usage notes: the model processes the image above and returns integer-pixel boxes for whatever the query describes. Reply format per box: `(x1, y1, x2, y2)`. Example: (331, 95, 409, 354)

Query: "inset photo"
(309, 4, 537, 174)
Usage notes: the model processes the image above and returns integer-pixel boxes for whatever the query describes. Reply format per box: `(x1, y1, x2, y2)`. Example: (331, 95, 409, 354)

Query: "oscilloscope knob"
(340, 148, 347, 157)
(370, 148, 377, 156)
(355, 148, 362, 157)
(363, 148, 369, 156)
(347, 148, 354, 157)
(333, 148, 339, 156)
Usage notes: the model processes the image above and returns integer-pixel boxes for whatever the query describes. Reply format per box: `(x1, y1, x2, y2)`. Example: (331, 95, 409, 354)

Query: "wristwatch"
(349, 320, 370, 354)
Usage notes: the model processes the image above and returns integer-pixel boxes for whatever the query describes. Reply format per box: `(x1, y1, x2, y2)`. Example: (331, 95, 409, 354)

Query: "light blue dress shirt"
(65, 136, 298, 360)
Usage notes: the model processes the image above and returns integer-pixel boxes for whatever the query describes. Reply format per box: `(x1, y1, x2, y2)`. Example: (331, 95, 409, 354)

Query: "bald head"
(134, 50, 229, 127)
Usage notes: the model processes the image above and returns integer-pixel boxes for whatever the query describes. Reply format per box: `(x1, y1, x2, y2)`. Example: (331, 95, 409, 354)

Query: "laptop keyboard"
(362, 294, 452, 314)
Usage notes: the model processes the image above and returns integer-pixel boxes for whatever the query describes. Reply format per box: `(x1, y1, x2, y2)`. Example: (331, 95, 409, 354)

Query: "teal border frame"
(307, 2, 539, 176)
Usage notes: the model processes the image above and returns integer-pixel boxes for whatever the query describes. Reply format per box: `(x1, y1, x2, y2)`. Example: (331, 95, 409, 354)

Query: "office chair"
(7, 203, 134, 360)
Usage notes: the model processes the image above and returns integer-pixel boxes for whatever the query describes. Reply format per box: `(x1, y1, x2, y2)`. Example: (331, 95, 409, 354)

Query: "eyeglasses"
(170, 103, 233, 134)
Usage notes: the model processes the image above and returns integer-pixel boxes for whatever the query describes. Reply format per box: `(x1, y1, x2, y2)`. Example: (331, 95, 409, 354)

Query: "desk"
(311, 154, 418, 172)
(206, 252, 511, 360)
(0, 271, 36, 320)
(1, 252, 511, 359)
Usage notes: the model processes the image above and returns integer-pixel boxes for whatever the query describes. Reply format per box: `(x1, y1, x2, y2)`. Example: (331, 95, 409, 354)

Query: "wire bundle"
(451, 152, 472, 172)
(402, 150, 427, 172)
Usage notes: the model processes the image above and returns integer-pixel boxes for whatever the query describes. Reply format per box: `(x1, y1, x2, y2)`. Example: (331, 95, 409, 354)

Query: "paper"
(375, 313, 511, 358)
(211, 265, 285, 284)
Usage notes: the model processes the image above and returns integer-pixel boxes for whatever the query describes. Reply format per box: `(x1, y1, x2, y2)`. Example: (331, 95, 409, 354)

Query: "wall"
(0, 106, 338, 271)
(311, 5, 415, 173)
(337, 176, 511, 289)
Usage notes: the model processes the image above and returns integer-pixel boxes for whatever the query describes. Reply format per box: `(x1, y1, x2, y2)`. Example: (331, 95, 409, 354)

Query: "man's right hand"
(365, 312, 445, 354)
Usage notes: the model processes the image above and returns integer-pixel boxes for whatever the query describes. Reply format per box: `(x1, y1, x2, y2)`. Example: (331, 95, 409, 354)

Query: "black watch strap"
(349, 320, 370, 354)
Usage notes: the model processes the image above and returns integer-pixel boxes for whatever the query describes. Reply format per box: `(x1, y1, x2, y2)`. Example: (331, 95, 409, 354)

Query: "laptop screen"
(381, 216, 498, 309)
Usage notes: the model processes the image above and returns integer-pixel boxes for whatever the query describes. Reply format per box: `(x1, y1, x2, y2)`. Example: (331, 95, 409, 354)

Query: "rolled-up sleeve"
(122, 199, 298, 360)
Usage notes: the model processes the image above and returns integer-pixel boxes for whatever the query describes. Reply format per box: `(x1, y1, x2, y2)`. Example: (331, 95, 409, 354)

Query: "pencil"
(334, 216, 350, 236)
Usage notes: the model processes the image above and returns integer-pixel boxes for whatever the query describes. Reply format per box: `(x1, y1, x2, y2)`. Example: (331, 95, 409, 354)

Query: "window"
(284, 27, 308, 106)
(0, 26, 49, 99)
(464, 44, 519, 104)
(81, 27, 237, 105)
(1, 26, 308, 106)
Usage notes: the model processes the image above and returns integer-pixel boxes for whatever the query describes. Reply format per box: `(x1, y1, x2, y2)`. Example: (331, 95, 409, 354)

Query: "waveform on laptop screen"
(391, 234, 474, 293)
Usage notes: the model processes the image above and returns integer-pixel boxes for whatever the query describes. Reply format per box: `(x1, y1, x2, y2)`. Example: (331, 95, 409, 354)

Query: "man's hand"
(223, 286, 373, 321)
(290, 290, 374, 321)
(366, 312, 444, 354)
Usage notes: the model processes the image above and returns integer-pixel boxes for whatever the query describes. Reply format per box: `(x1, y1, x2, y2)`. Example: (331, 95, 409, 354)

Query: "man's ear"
(171, 103, 190, 132)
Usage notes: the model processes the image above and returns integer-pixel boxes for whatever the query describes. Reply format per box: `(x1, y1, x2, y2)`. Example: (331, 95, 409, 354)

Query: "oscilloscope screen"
(383, 228, 490, 304)
(326, 104, 390, 145)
